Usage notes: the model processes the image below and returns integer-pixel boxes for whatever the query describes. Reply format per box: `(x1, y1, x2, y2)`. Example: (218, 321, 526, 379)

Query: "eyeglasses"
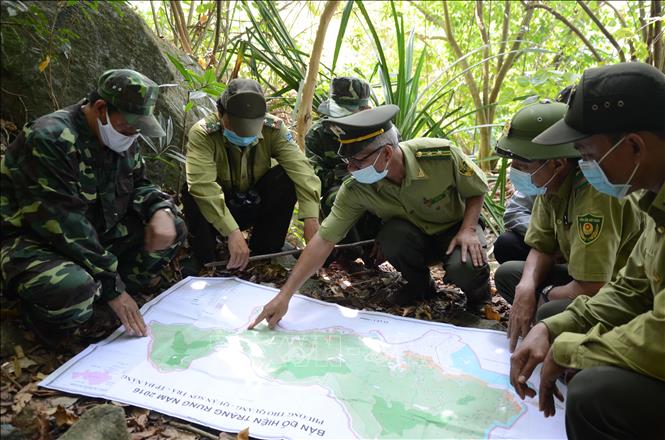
(340, 144, 389, 167)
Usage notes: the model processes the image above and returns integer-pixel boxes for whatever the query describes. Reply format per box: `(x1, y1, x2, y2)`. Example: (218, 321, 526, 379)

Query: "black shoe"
(465, 286, 491, 313)
(20, 307, 67, 349)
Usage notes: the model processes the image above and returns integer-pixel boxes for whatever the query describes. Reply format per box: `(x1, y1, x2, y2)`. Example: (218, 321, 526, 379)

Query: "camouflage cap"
(496, 100, 579, 161)
(97, 69, 165, 138)
(317, 77, 371, 117)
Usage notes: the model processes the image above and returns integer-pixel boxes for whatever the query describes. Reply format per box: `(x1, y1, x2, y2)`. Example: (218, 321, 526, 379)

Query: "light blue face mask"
(578, 137, 639, 199)
(350, 148, 388, 184)
(510, 161, 555, 196)
(223, 129, 257, 147)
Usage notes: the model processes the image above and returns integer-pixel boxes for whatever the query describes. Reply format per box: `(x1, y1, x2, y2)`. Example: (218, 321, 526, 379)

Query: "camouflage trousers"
(0, 212, 186, 330)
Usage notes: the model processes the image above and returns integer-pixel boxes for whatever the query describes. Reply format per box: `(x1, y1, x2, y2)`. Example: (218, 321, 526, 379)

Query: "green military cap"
(534, 62, 665, 145)
(496, 100, 580, 161)
(218, 78, 267, 136)
(323, 104, 398, 158)
(318, 76, 371, 117)
(97, 69, 165, 137)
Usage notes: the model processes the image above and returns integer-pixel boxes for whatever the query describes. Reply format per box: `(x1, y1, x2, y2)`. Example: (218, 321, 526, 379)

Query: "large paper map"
(42, 277, 566, 439)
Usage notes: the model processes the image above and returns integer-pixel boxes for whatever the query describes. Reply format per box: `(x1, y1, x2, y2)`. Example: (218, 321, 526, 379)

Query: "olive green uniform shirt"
(186, 113, 321, 235)
(542, 182, 665, 381)
(318, 138, 488, 244)
(525, 169, 644, 282)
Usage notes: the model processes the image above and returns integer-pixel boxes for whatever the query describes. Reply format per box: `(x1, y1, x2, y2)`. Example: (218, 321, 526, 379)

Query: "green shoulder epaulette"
(414, 146, 451, 160)
(263, 114, 284, 130)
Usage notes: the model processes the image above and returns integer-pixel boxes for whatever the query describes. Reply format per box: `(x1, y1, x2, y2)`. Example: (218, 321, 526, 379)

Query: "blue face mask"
(350, 149, 388, 184)
(223, 129, 257, 147)
(578, 137, 639, 199)
(510, 161, 555, 196)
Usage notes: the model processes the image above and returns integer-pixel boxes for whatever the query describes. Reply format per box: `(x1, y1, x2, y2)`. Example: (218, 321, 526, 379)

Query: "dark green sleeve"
(9, 129, 125, 300)
(128, 147, 176, 221)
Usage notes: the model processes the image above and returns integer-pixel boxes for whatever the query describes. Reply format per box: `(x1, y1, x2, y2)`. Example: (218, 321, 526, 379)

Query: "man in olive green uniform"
(182, 79, 321, 270)
(0, 69, 186, 343)
(249, 104, 491, 329)
(493, 101, 644, 352)
(509, 62, 665, 439)
(306, 76, 381, 259)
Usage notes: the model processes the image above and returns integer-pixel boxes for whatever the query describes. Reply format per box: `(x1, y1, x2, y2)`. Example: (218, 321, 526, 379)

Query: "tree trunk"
(150, 0, 162, 37)
(170, 0, 192, 53)
(294, 1, 339, 150)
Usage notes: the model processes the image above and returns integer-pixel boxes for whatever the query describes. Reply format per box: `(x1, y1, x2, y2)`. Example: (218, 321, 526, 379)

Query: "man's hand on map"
(248, 293, 290, 330)
(507, 284, 537, 352)
(108, 291, 148, 337)
(539, 347, 565, 417)
(509, 322, 550, 400)
(227, 229, 250, 270)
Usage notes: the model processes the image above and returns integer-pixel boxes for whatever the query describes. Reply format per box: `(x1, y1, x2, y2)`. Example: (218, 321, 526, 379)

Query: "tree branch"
(495, 0, 511, 73)
(600, 1, 637, 61)
(295, 0, 339, 150)
(170, 0, 192, 53)
(149, 0, 162, 37)
(525, 2, 603, 62)
(475, 1, 491, 108)
(577, 1, 625, 62)
(653, 0, 663, 70)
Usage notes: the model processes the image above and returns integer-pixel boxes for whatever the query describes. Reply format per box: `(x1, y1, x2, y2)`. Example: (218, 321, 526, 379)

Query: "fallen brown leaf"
(12, 382, 37, 413)
(130, 427, 163, 440)
(54, 404, 78, 428)
(36, 410, 51, 440)
(483, 304, 501, 321)
(237, 427, 249, 440)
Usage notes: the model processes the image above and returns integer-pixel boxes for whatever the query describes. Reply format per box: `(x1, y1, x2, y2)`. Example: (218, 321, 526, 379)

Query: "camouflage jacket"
(304, 120, 348, 191)
(0, 100, 175, 300)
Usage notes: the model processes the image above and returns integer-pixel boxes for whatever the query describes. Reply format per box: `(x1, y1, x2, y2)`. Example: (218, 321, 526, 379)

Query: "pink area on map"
(72, 370, 112, 385)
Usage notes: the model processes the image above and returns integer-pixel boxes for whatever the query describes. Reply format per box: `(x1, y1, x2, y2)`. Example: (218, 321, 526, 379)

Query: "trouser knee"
(535, 299, 572, 321)
(443, 247, 490, 304)
(376, 218, 425, 263)
(16, 262, 99, 329)
(494, 261, 525, 304)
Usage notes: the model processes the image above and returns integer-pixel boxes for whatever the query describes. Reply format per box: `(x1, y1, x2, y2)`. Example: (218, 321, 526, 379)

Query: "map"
(41, 277, 566, 439)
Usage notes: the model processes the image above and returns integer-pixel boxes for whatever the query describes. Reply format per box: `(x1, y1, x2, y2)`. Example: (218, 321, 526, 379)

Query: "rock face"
(0, 1, 205, 189)
(59, 405, 129, 440)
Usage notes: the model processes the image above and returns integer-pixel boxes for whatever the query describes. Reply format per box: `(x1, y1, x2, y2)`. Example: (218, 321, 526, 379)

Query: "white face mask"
(97, 109, 139, 153)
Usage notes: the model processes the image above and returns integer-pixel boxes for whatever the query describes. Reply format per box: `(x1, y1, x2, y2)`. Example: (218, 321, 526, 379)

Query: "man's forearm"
(550, 280, 605, 300)
(518, 248, 556, 290)
(461, 195, 484, 230)
(280, 233, 335, 298)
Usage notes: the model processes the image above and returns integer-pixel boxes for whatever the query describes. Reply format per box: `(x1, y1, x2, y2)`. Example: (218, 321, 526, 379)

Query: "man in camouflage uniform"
(0, 69, 187, 344)
(305, 77, 381, 253)
(250, 105, 492, 330)
(182, 78, 321, 270)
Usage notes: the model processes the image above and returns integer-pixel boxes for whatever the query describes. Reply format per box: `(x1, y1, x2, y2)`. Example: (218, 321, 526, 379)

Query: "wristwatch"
(540, 284, 554, 303)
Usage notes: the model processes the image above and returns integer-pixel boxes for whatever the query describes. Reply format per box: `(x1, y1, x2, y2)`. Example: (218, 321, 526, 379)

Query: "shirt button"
(556, 219, 562, 225)
(657, 226, 665, 234)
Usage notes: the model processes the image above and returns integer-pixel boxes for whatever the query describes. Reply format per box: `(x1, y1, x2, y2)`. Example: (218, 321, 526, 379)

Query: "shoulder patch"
(414, 146, 451, 160)
(456, 156, 475, 176)
(204, 119, 222, 134)
(577, 213, 603, 245)
(263, 115, 284, 130)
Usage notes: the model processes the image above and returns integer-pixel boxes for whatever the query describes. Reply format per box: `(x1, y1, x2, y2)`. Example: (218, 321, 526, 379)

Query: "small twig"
(205, 239, 375, 268)
(1, 369, 23, 389)
(166, 420, 220, 439)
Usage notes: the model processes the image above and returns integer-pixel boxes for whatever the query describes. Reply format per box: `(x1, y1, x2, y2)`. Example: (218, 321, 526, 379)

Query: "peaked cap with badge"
(496, 100, 580, 161)
(97, 69, 166, 137)
(322, 104, 399, 158)
(218, 78, 267, 137)
(534, 62, 665, 145)
(318, 76, 371, 117)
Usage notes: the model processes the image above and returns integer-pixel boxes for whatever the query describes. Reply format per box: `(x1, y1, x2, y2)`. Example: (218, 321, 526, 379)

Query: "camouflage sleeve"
(7, 128, 125, 300)
(271, 125, 321, 219)
(129, 147, 176, 221)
